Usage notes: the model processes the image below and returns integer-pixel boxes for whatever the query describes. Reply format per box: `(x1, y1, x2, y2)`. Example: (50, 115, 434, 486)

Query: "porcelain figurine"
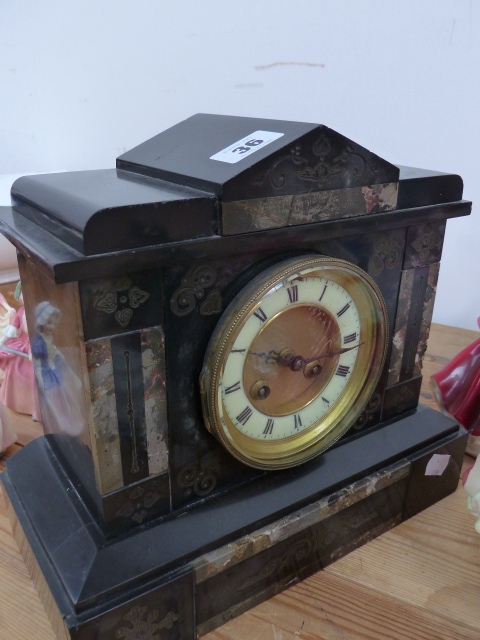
(0, 283, 40, 419)
(31, 301, 85, 436)
(431, 317, 480, 456)
(0, 291, 15, 334)
(0, 292, 16, 383)
(463, 459, 480, 533)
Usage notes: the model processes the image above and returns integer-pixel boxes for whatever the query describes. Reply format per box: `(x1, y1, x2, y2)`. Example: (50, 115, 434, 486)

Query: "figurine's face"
(42, 312, 60, 335)
(201, 256, 387, 469)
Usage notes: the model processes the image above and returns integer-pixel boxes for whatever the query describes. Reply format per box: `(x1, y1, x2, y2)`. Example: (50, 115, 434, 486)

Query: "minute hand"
(305, 342, 364, 363)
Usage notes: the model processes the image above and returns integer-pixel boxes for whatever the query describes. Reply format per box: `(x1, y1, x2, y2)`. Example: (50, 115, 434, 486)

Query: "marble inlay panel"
(413, 262, 440, 377)
(85, 338, 123, 494)
(85, 325, 168, 496)
(194, 458, 410, 584)
(196, 474, 407, 629)
(221, 182, 398, 235)
(197, 515, 400, 638)
(141, 326, 168, 476)
(387, 268, 415, 387)
(387, 261, 439, 388)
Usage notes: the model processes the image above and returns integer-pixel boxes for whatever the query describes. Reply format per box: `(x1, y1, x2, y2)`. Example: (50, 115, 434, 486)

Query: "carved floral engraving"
(115, 605, 178, 640)
(115, 483, 163, 524)
(296, 136, 373, 188)
(411, 224, 443, 263)
(253, 134, 382, 192)
(93, 277, 150, 328)
(170, 266, 221, 317)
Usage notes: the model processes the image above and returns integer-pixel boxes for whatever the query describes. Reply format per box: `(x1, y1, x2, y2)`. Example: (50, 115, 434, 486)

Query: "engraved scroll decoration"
(170, 265, 221, 317)
(368, 233, 403, 276)
(253, 135, 381, 192)
(177, 453, 220, 497)
(93, 277, 150, 328)
(353, 392, 382, 430)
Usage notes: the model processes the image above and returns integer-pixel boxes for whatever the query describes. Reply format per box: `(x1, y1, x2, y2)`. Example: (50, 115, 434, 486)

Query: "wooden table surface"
(1, 323, 480, 640)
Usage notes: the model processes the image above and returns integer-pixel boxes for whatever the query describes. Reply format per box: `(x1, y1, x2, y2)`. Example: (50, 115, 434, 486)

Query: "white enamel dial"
(220, 274, 361, 441)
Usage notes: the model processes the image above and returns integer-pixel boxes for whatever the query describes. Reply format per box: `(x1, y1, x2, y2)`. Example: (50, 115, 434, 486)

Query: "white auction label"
(425, 454, 451, 476)
(210, 130, 284, 164)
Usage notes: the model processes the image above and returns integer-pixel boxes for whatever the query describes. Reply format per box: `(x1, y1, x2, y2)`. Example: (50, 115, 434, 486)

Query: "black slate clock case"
(0, 114, 470, 639)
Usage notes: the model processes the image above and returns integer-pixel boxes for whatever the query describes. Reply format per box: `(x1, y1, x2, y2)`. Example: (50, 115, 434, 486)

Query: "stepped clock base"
(1, 406, 466, 640)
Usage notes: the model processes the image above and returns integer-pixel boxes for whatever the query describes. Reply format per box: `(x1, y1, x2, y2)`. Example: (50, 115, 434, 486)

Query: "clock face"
(200, 255, 388, 469)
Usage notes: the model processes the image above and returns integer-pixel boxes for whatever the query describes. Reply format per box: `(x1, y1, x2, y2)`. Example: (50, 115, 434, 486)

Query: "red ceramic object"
(431, 318, 480, 435)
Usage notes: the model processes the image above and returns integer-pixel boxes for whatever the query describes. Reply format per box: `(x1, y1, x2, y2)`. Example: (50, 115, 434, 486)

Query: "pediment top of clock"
(0, 114, 467, 274)
(116, 113, 400, 201)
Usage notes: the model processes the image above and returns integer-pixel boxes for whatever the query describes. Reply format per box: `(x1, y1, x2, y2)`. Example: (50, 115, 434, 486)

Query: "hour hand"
(249, 348, 306, 372)
(248, 349, 282, 365)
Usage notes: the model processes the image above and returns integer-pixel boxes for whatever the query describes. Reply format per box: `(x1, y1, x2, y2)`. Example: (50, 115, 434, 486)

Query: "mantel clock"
(0, 114, 470, 640)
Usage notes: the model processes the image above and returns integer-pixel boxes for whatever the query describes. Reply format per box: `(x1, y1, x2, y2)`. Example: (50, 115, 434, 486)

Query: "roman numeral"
(253, 307, 267, 323)
(231, 348, 246, 354)
(294, 413, 302, 429)
(263, 419, 274, 435)
(287, 285, 298, 303)
(224, 381, 241, 394)
(322, 396, 330, 407)
(337, 303, 350, 317)
(236, 406, 253, 425)
(336, 365, 350, 377)
(343, 332, 357, 344)
(318, 284, 327, 302)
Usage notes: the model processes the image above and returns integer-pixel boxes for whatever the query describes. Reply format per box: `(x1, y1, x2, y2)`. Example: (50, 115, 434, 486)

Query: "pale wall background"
(0, 0, 478, 328)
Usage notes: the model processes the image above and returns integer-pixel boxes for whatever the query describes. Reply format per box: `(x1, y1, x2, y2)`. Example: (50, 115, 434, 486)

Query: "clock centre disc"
(244, 305, 341, 417)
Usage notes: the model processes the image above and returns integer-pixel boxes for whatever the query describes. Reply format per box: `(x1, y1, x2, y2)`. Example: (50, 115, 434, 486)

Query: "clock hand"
(248, 349, 306, 371)
(305, 342, 365, 363)
(248, 349, 283, 365)
(249, 342, 364, 373)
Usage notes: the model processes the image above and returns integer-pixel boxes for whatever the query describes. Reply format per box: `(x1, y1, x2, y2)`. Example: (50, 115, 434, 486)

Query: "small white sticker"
(210, 130, 284, 164)
(425, 454, 451, 476)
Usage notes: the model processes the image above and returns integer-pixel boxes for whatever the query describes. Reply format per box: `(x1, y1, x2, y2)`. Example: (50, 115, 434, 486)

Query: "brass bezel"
(200, 255, 388, 470)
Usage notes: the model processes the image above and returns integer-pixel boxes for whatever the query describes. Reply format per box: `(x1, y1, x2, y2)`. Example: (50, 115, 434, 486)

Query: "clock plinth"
(2, 407, 466, 638)
(0, 114, 471, 639)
